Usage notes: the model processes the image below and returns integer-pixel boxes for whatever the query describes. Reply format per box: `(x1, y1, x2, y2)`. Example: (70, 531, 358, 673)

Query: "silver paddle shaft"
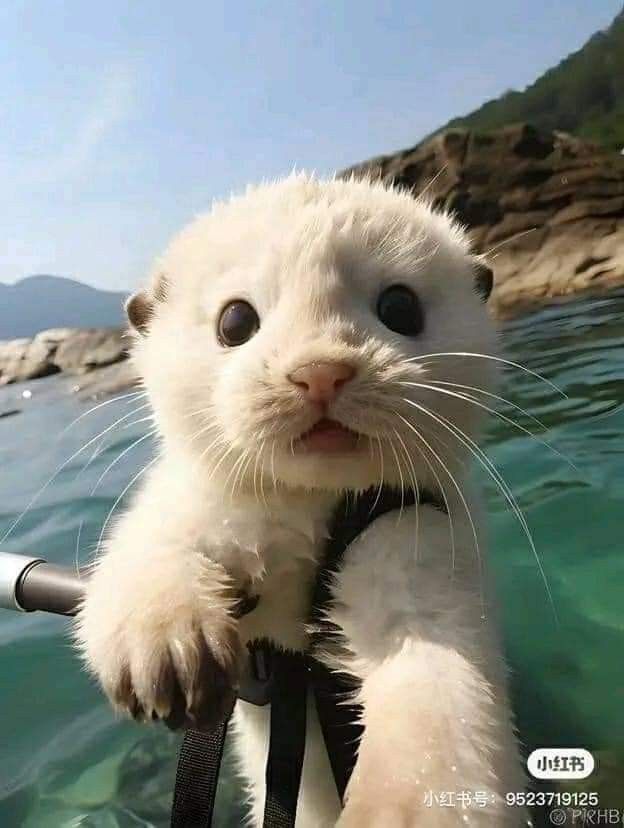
(0, 552, 85, 616)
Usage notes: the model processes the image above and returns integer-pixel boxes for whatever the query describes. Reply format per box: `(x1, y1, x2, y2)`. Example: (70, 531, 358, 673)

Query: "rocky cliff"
(342, 123, 624, 318)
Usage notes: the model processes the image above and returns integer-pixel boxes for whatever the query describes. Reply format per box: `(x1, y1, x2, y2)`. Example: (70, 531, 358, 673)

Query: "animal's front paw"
(76, 587, 243, 731)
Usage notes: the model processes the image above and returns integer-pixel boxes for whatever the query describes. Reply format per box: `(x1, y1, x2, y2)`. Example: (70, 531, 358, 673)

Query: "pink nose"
(288, 361, 355, 404)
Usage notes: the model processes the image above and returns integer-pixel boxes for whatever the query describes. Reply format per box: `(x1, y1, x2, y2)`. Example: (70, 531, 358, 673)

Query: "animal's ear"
(473, 262, 494, 302)
(125, 291, 154, 334)
(126, 274, 168, 334)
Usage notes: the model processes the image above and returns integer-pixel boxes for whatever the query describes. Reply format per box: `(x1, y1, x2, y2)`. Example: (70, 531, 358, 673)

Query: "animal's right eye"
(217, 300, 260, 347)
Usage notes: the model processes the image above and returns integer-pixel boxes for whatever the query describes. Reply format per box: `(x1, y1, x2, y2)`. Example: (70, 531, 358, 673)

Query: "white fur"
(75, 172, 525, 826)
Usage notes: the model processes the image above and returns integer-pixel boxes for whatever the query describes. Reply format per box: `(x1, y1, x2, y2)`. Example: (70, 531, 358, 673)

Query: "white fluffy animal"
(76, 173, 526, 826)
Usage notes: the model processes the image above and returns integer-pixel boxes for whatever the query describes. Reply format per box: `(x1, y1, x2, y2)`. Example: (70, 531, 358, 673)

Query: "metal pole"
(0, 552, 85, 617)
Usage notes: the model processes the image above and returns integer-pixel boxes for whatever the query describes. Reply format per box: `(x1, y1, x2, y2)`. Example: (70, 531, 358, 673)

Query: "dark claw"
(233, 591, 260, 619)
(164, 667, 189, 731)
(129, 695, 145, 721)
(189, 639, 237, 730)
(114, 665, 146, 722)
(111, 635, 239, 732)
(164, 636, 238, 732)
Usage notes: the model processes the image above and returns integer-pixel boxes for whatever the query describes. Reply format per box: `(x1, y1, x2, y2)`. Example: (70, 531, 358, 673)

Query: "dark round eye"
(217, 300, 260, 346)
(376, 285, 424, 336)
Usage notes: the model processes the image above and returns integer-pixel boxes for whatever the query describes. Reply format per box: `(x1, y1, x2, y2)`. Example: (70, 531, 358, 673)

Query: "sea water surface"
(1, 291, 623, 826)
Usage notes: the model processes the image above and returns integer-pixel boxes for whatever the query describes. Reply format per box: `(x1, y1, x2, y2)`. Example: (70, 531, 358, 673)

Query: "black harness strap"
(308, 660, 360, 804)
(170, 486, 442, 827)
(309, 486, 418, 801)
(171, 721, 228, 828)
(262, 651, 308, 828)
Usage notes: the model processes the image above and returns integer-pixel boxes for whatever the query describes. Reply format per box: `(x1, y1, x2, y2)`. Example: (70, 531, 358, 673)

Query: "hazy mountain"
(0, 275, 128, 339)
(438, 6, 624, 152)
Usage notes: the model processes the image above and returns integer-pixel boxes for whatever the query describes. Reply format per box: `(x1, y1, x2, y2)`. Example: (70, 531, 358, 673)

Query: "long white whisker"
(0, 402, 151, 545)
(59, 390, 147, 438)
(74, 437, 108, 481)
(399, 381, 579, 472)
(188, 422, 219, 446)
(366, 434, 375, 462)
(90, 430, 157, 496)
(396, 414, 457, 577)
(408, 426, 457, 577)
(369, 434, 385, 517)
(419, 378, 548, 432)
(226, 450, 250, 501)
(396, 409, 483, 614)
(391, 427, 420, 560)
(252, 442, 262, 506)
(96, 454, 160, 557)
(121, 415, 156, 430)
(239, 450, 257, 498)
(417, 163, 449, 201)
(387, 436, 406, 524)
(259, 448, 268, 508)
(253, 439, 268, 509)
(484, 226, 538, 258)
(224, 450, 245, 499)
(206, 445, 235, 482)
(197, 433, 228, 466)
(403, 351, 567, 399)
(403, 397, 558, 623)
(74, 519, 85, 577)
(184, 405, 216, 420)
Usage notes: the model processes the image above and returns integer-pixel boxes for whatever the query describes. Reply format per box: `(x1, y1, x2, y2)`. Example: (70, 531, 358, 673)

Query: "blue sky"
(2, 0, 621, 291)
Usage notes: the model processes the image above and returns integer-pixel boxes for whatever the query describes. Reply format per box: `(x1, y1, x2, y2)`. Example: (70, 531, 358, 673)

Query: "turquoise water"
(1, 291, 623, 826)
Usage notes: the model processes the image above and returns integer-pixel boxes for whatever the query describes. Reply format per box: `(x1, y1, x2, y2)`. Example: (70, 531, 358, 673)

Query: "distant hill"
(439, 7, 624, 152)
(0, 275, 128, 339)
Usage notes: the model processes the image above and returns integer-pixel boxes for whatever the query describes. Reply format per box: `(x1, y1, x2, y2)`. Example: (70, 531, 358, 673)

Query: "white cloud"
(0, 62, 140, 285)
(37, 62, 136, 186)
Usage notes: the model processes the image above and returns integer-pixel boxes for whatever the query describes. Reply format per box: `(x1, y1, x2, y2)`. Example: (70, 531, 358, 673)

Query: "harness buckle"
(238, 642, 274, 705)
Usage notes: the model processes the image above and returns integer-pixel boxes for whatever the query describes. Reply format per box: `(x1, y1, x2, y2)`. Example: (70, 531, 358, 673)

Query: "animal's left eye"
(217, 300, 260, 346)
(376, 285, 424, 336)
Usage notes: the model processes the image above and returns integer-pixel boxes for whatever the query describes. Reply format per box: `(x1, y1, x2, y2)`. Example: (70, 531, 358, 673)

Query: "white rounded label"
(527, 748, 594, 780)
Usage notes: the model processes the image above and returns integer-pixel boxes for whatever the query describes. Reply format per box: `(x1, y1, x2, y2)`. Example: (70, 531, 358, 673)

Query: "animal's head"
(129, 173, 498, 494)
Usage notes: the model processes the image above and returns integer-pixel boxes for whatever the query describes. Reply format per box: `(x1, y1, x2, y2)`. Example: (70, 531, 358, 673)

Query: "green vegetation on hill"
(443, 7, 624, 152)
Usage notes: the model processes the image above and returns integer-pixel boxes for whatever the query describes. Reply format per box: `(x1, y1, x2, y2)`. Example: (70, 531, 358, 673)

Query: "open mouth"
(293, 418, 361, 455)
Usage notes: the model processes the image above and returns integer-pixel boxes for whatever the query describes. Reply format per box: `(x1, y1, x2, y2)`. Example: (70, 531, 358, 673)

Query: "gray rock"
(52, 328, 130, 375)
(0, 337, 60, 384)
(0, 327, 130, 386)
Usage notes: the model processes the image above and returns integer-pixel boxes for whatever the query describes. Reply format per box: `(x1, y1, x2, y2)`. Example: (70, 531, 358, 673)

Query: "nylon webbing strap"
(262, 651, 308, 828)
(309, 660, 361, 802)
(171, 723, 228, 828)
(310, 486, 419, 801)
